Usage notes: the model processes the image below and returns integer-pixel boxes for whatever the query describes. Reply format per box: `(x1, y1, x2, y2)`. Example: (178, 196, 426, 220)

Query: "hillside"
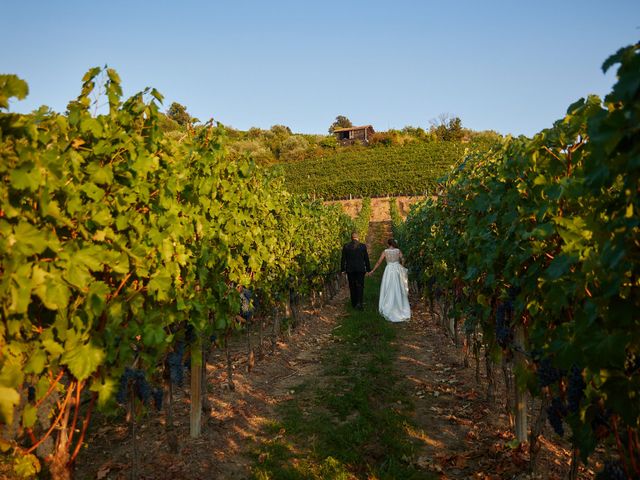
(273, 141, 476, 199)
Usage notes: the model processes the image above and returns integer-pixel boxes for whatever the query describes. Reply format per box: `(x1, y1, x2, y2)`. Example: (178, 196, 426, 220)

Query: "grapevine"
(397, 41, 640, 472)
(0, 68, 353, 478)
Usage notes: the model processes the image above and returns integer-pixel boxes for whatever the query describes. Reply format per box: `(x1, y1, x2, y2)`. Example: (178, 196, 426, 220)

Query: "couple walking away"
(340, 232, 411, 322)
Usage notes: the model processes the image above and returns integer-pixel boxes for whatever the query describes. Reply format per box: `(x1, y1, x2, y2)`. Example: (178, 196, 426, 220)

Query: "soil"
(73, 200, 598, 480)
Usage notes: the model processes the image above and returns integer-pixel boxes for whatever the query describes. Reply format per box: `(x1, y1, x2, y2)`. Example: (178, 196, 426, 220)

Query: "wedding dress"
(378, 248, 411, 322)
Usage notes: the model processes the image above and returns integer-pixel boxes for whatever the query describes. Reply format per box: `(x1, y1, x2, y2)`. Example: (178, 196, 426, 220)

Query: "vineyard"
(273, 141, 478, 200)
(0, 40, 638, 480)
(0, 69, 353, 479)
(396, 42, 639, 478)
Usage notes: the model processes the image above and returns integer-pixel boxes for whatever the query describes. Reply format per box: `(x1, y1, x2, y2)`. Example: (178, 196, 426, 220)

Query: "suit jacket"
(341, 241, 371, 273)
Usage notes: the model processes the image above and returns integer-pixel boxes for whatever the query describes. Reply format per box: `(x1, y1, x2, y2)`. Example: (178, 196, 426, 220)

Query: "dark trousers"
(347, 272, 365, 308)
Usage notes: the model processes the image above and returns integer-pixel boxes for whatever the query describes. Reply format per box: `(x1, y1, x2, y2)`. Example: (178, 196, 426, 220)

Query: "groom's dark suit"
(341, 240, 371, 309)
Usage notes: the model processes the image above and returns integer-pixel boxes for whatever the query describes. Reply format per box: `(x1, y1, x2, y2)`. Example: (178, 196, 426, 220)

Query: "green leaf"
(34, 276, 71, 310)
(22, 404, 37, 428)
(80, 117, 103, 137)
(80, 182, 105, 202)
(87, 281, 110, 316)
(545, 254, 575, 280)
(143, 323, 166, 346)
(106, 68, 121, 85)
(89, 377, 117, 408)
(63, 259, 92, 290)
(0, 74, 29, 109)
(13, 452, 41, 478)
(150, 88, 164, 103)
(0, 387, 20, 424)
(0, 363, 24, 389)
(24, 349, 47, 375)
(42, 338, 65, 357)
(14, 222, 49, 256)
(9, 263, 32, 314)
(87, 162, 113, 185)
(82, 66, 102, 83)
(147, 270, 172, 301)
(10, 166, 40, 191)
(61, 342, 105, 381)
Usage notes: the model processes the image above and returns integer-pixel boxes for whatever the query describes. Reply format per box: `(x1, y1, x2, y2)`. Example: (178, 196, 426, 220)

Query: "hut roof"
(332, 125, 374, 133)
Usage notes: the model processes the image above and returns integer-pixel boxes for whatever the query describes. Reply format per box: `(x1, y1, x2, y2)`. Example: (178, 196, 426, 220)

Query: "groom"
(341, 232, 371, 310)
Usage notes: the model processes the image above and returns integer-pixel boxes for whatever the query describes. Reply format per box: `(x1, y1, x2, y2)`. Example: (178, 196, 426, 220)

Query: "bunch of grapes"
(116, 368, 134, 404)
(546, 396, 567, 437)
(133, 370, 151, 404)
(240, 288, 254, 321)
(567, 365, 586, 413)
(495, 301, 514, 349)
(597, 461, 628, 480)
(116, 368, 153, 406)
(536, 356, 562, 388)
(151, 387, 163, 410)
(166, 341, 185, 387)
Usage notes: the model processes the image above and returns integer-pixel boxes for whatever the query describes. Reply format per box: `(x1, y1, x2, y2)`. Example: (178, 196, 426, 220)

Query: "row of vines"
(0, 69, 354, 478)
(397, 43, 639, 478)
(275, 141, 470, 199)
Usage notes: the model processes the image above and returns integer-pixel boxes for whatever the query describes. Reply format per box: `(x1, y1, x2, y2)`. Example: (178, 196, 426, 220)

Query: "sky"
(2, 1, 639, 137)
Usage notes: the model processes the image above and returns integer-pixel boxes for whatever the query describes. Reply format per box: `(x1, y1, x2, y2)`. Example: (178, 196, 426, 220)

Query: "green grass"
(250, 231, 436, 480)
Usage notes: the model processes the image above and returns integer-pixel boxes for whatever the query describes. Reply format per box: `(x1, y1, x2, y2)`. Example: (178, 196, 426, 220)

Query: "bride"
(366, 238, 411, 322)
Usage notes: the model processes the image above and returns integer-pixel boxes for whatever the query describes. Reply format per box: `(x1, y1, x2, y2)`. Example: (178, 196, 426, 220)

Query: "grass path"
(250, 221, 437, 479)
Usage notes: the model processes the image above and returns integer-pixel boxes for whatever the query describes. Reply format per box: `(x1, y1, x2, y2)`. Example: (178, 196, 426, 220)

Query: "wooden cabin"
(333, 125, 375, 146)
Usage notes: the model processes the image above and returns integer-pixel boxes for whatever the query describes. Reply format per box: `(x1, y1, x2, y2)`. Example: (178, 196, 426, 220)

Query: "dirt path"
(75, 293, 348, 480)
(75, 218, 595, 480)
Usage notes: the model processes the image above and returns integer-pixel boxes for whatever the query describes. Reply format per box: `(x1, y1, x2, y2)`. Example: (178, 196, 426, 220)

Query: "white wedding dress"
(378, 248, 411, 322)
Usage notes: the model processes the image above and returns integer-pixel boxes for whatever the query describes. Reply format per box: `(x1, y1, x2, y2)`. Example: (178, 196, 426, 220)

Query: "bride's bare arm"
(367, 251, 385, 276)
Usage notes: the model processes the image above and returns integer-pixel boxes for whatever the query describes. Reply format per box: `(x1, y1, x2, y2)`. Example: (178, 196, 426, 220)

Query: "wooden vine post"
(190, 336, 203, 438)
(514, 325, 528, 443)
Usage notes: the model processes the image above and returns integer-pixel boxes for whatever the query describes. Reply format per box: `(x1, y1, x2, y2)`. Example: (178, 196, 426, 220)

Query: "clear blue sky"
(2, 1, 638, 136)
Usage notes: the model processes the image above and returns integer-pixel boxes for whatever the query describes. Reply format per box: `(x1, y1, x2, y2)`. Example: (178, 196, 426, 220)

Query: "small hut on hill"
(333, 125, 375, 146)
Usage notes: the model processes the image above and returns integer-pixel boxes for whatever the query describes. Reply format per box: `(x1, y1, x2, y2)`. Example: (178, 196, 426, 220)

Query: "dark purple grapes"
(240, 288, 254, 321)
(597, 461, 627, 480)
(27, 385, 36, 403)
(537, 357, 562, 388)
(116, 367, 134, 404)
(116, 368, 153, 406)
(567, 365, 586, 413)
(495, 301, 513, 348)
(133, 370, 151, 404)
(546, 397, 567, 437)
(167, 350, 184, 387)
(151, 388, 163, 410)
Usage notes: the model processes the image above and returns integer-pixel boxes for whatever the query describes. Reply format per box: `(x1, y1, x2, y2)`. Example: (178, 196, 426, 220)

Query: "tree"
(280, 136, 310, 162)
(328, 115, 353, 133)
(430, 114, 464, 141)
(166, 102, 193, 126)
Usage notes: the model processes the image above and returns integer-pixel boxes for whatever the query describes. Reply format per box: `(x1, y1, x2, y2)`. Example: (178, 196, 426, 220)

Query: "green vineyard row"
(0, 69, 353, 478)
(397, 42, 639, 477)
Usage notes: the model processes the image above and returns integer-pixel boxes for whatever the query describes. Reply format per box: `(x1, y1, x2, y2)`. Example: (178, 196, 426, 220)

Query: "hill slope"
(274, 141, 469, 199)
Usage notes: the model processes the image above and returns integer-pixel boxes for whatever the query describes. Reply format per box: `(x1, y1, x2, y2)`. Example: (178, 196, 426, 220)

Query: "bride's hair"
(387, 238, 399, 248)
